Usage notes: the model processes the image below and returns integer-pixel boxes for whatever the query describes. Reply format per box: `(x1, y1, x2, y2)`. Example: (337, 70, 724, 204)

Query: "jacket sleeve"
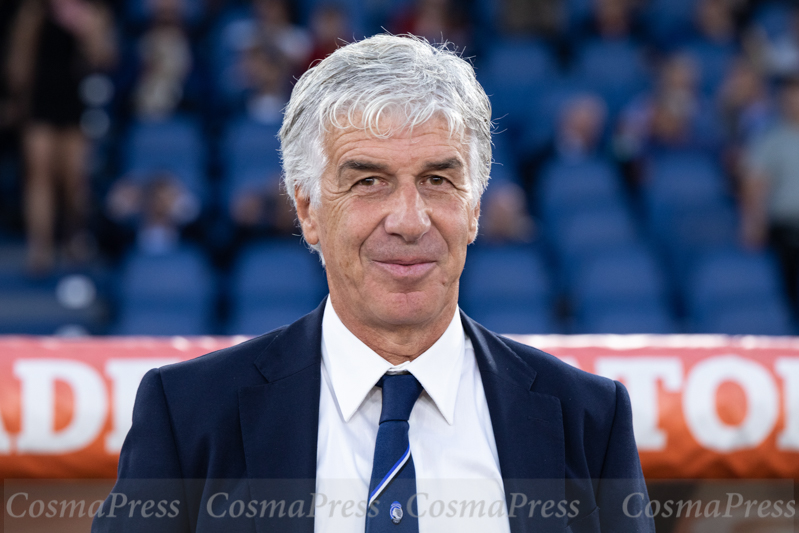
(92, 368, 191, 532)
(596, 381, 655, 532)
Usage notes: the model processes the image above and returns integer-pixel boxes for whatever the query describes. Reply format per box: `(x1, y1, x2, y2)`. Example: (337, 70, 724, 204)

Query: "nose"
(383, 181, 431, 243)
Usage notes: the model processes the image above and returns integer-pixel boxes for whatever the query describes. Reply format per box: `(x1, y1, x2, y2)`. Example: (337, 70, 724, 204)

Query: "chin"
(372, 290, 447, 326)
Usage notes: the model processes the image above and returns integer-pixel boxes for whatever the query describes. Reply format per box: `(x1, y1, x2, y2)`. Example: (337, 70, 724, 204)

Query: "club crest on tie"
(390, 501, 403, 524)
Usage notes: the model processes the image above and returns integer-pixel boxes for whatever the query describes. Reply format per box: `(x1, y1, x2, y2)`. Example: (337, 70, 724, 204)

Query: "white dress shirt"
(314, 299, 511, 533)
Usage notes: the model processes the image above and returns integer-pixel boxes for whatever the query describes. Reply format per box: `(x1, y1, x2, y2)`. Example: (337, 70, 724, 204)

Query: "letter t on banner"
(595, 357, 684, 451)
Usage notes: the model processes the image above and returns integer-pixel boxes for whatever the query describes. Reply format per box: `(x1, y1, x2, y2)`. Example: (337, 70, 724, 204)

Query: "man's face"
(296, 116, 479, 331)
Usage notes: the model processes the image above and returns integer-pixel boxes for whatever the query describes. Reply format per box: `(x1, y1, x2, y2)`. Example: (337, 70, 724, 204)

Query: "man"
(742, 76, 799, 314)
(94, 34, 653, 532)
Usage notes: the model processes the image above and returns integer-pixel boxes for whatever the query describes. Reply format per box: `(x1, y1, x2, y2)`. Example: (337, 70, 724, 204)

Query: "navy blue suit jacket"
(93, 301, 654, 533)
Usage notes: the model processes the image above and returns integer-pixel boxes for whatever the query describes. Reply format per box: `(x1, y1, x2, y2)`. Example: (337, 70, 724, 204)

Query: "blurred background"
(1, 0, 799, 337)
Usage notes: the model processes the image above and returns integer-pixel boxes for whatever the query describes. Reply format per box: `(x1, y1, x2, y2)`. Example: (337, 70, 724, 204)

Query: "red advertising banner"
(0, 335, 798, 480)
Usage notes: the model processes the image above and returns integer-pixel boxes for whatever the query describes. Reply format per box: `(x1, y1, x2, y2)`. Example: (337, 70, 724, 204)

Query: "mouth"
(371, 259, 437, 279)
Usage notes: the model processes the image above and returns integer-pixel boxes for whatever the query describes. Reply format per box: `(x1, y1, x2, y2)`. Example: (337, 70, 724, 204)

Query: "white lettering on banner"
(105, 359, 178, 453)
(683, 355, 779, 452)
(14, 359, 108, 454)
(775, 358, 799, 450)
(595, 357, 683, 451)
(0, 395, 12, 454)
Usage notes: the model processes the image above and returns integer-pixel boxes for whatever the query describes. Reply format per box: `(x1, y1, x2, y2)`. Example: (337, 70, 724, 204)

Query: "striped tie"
(365, 373, 423, 532)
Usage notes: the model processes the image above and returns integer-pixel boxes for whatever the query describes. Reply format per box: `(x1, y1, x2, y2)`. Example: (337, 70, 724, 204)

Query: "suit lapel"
(238, 301, 325, 533)
(462, 313, 566, 533)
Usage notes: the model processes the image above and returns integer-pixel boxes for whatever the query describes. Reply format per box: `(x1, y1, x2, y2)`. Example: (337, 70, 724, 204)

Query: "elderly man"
(94, 35, 653, 533)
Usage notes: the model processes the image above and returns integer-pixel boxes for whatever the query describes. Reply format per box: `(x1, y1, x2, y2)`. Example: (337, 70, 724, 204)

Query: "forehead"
(322, 114, 468, 168)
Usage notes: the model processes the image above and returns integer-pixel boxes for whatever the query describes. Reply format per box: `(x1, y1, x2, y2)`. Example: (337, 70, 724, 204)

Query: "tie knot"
(377, 373, 423, 423)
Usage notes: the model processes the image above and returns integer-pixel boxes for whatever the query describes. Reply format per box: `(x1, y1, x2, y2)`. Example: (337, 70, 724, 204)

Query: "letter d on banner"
(14, 359, 108, 454)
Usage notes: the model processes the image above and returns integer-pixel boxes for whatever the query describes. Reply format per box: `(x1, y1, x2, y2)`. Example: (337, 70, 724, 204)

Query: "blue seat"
(572, 246, 668, 311)
(643, 0, 696, 47)
(578, 303, 679, 334)
(229, 304, 324, 336)
(538, 158, 625, 222)
(649, 200, 739, 277)
(228, 240, 327, 336)
(467, 303, 558, 334)
(643, 152, 728, 213)
(680, 41, 737, 95)
(115, 307, 209, 336)
(685, 248, 785, 316)
(692, 301, 794, 336)
(551, 206, 638, 267)
(479, 40, 557, 127)
(123, 117, 207, 198)
(119, 247, 215, 312)
(572, 39, 649, 114)
(460, 245, 553, 311)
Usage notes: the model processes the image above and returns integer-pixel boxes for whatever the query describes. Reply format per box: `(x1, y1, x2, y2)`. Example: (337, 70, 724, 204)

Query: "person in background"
(524, 93, 608, 193)
(133, 0, 192, 119)
(391, 0, 472, 49)
(6, 0, 115, 274)
(742, 76, 799, 313)
(105, 171, 200, 255)
(307, 3, 350, 64)
(479, 182, 537, 244)
(238, 43, 290, 124)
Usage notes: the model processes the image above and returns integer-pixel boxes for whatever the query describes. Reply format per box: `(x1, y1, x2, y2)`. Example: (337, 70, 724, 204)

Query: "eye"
(356, 177, 378, 187)
(427, 175, 448, 186)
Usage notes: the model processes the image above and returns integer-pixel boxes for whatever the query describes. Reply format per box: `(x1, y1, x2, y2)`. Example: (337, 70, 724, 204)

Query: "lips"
(371, 258, 437, 279)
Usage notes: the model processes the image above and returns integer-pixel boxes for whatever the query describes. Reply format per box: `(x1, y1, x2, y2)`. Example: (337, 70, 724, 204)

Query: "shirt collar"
(321, 298, 464, 425)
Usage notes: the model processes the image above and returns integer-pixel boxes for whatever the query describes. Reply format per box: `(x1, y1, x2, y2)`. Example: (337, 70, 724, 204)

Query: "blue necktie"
(365, 373, 423, 532)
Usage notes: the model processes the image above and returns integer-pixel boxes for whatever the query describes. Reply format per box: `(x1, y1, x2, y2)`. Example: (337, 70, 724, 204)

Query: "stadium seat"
(123, 117, 207, 198)
(680, 41, 737, 95)
(572, 39, 649, 115)
(692, 300, 794, 336)
(578, 303, 679, 334)
(537, 158, 626, 222)
(460, 244, 553, 311)
(221, 117, 283, 200)
(479, 39, 558, 130)
(642, 151, 729, 216)
(116, 247, 215, 335)
(572, 246, 669, 312)
(684, 248, 786, 317)
(467, 303, 558, 334)
(228, 240, 327, 335)
(550, 205, 639, 270)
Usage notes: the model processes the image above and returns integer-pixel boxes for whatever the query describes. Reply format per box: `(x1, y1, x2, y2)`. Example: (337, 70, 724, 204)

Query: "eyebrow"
(337, 157, 464, 179)
(422, 158, 463, 173)
(338, 160, 389, 177)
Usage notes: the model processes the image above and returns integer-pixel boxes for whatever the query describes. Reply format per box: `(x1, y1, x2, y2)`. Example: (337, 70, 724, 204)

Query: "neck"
(333, 300, 458, 366)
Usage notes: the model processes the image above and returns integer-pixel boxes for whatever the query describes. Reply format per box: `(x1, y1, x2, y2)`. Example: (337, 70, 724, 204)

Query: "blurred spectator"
(308, 4, 351, 64)
(6, 0, 116, 273)
(693, 0, 736, 46)
(745, 4, 799, 77)
(251, 0, 312, 71)
(717, 58, 774, 144)
(105, 171, 200, 255)
(680, 0, 739, 94)
(498, 0, 563, 37)
(133, 0, 192, 119)
(391, 0, 472, 48)
(479, 182, 536, 244)
(741, 76, 799, 310)
(238, 43, 290, 125)
(583, 0, 641, 42)
(229, 179, 296, 241)
(525, 94, 608, 191)
(616, 54, 720, 164)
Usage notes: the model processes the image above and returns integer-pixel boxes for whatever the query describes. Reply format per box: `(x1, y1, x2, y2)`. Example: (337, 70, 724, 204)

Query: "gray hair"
(279, 33, 493, 222)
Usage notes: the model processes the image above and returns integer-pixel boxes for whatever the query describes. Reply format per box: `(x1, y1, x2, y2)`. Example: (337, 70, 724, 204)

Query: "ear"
(294, 188, 320, 246)
(467, 200, 480, 244)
